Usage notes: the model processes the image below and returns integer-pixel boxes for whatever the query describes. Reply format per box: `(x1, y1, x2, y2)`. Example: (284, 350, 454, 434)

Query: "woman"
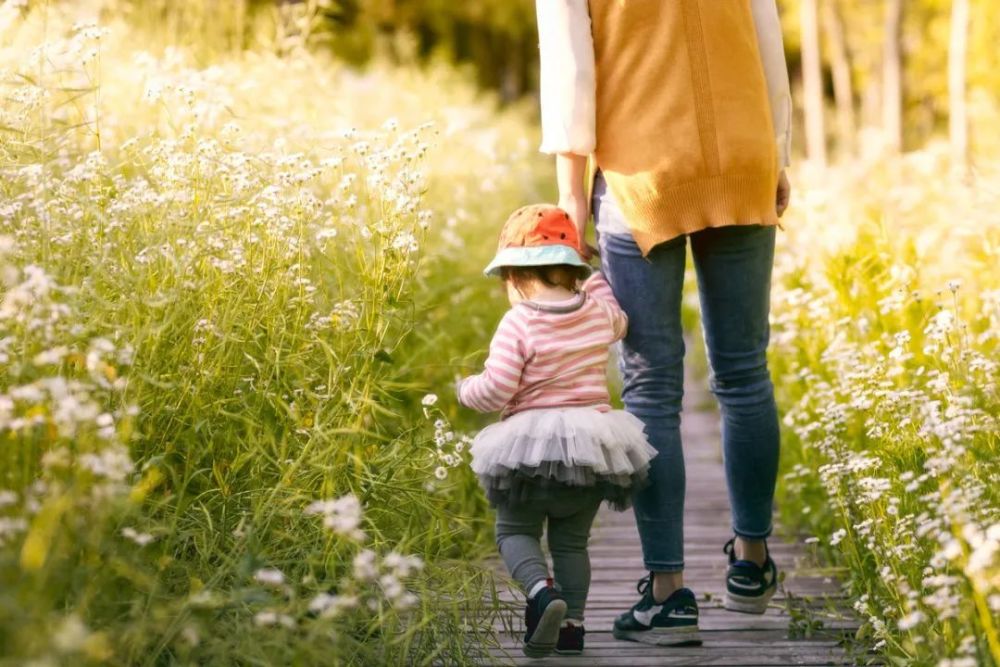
(535, 0, 793, 646)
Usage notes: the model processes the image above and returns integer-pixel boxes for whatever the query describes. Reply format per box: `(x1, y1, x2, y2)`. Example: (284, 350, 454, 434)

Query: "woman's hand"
(776, 169, 791, 218)
(558, 194, 596, 260)
(556, 153, 597, 259)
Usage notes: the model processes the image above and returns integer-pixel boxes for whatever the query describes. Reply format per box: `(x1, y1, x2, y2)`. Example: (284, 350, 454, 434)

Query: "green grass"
(0, 5, 544, 664)
(769, 155, 1000, 665)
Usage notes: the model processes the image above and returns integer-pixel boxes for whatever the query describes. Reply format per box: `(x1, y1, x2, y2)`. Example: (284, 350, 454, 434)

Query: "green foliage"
(771, 152, 1000, 665)
(0, 4, 548, 664)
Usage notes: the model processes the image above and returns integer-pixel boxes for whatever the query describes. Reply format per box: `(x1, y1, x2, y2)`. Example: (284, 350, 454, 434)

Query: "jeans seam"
(644, 561, 685, 573)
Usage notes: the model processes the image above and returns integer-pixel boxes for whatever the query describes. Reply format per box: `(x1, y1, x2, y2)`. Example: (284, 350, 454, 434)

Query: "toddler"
(457, 204, 657, 658)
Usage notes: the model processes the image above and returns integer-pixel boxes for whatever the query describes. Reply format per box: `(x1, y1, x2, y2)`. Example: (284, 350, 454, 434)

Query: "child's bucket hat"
(483, 204, 592, 277)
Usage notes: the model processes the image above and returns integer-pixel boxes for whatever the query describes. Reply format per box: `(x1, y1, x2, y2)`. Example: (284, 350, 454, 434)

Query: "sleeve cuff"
(539, 141, 595, 157)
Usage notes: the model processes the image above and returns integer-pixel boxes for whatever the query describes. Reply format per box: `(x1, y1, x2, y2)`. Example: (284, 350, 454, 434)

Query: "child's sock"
(527, 579, 549, 600)
(561, 618, 584, 628)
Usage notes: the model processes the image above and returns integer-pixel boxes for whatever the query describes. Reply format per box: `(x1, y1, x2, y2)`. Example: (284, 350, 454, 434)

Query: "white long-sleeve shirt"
(536, 0, 792, 168)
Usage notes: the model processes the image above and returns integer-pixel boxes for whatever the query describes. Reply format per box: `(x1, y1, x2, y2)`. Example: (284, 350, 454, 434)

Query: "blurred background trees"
(110, 0, 1000, 167)
(781, 0, 999, 169)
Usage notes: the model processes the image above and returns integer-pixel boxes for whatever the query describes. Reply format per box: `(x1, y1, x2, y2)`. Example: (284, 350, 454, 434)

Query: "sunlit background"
(0, 1, 997, 665)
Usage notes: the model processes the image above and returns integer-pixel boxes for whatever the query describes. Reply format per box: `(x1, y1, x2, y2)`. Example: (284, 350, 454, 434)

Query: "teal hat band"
(483, 244, 592, 277)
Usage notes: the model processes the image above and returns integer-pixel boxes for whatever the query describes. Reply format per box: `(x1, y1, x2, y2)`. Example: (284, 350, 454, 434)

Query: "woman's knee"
(709, 364, 775, 406)
(619, 355, 685, 418)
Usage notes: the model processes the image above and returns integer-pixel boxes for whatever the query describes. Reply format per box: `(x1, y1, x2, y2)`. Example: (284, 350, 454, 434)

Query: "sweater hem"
(602, 170, 780, 256)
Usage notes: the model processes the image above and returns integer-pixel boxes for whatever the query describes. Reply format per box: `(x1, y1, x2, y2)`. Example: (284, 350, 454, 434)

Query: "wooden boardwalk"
(481, 373, 859, 666)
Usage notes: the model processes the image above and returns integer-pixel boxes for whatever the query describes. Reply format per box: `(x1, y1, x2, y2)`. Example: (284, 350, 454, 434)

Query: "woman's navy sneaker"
(723, 537, 778, 614)
(612, 575, 701, 646)
(554, 623, 585, 655)
(522, 579, 567, 658)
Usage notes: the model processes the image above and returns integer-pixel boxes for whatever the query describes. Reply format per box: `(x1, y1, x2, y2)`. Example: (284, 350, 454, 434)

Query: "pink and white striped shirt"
(458, 272, 627, 418)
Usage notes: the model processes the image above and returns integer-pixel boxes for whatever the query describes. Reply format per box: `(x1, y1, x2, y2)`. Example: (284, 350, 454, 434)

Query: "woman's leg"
(689, 225, 780, 545)
(495, 504, 549, 596)
(546, 491, 603, 621)
(595, 195, 688, 577)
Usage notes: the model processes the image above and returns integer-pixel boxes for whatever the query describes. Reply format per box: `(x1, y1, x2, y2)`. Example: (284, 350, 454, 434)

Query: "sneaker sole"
(522, 599, 567, 658)
(553, 648, 583, 655)
(612, 625, 702, 647)
(724, 587, 776, 615)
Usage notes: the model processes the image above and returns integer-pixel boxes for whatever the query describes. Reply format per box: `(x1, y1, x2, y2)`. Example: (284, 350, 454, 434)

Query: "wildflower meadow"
(0, 3, 545, 663)
(1, 1, 998, 666)
(771, 157, 1000, 664)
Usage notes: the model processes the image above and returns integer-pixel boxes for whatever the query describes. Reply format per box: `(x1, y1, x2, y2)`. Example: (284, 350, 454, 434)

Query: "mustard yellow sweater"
(588, 0, 780, 254)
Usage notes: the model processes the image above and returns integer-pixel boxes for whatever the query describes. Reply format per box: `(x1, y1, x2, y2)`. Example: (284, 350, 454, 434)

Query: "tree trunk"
(882, 0, 904, 153)
(822, 0, 855, 159)
(800, 0, 827, 166)
(949, 0, 970, 170)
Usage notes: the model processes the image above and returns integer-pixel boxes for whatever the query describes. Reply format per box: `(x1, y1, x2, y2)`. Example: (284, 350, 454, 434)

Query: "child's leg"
(495, 503, 548, 598)
(546, 492, 603, 621)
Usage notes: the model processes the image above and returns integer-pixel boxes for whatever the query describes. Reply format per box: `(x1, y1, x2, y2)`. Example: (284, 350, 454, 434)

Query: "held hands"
(776, 169, 791, 218)
(558, 194, 599, 261)
(554, 153, 597, 260)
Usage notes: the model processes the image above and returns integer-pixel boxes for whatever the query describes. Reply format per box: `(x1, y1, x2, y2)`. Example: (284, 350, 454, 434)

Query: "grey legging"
(495, 487, 604, 621)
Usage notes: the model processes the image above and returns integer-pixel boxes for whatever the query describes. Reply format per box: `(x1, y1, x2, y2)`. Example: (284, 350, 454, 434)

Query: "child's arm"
(581, 271, 628, 341)
(457, 312, 528, 413)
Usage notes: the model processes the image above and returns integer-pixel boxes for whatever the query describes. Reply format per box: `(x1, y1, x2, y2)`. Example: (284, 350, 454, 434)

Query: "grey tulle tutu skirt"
(470, 407, 658, 510)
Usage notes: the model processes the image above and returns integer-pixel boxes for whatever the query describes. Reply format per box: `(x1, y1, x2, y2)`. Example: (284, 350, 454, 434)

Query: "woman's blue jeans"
(593, 174, 780, 573)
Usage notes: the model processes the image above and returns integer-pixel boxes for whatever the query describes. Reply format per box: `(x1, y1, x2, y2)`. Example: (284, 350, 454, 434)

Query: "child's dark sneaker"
(723, 537, 778, 614)
(612, 575, 701, 646)
(554, 622, 585, 655)
(523, 579, 567, 658)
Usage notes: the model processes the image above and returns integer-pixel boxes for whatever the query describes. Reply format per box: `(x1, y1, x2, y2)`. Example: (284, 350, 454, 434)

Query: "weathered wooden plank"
(531, 628, 850, 646)
(492, 573, 844, 593)
(484, 646, 851, 667)
(488, 630, 857, 655)
(493, 595, 850, 610)
(493, 611, 858, 633)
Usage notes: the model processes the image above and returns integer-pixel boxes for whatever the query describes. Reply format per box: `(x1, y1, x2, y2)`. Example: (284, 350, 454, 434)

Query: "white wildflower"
(898, 610, 925, 630)
(379, 573, 404, 600)
(308, 592, 358, 618)
(121, 526, 156, 546)
(304, 494, 365, 540)
(383, 551, 423, 577)
(253, 568, 286, 587)
(253, 610, 295, 628)
(353, 549, 378, 582)
(0, 490, 17, 508)
(394, 592, 419, 610)
(0, 517, 28, 546)
(53, 615, 89, 653)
